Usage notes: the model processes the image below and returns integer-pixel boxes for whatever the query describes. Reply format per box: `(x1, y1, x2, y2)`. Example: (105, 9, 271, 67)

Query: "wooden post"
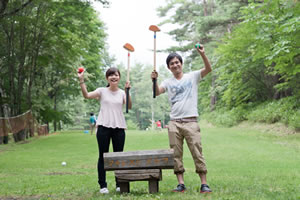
(115, 169, 162, 194)
(119, 182, 130, 193)
(149, 180, 159, 193)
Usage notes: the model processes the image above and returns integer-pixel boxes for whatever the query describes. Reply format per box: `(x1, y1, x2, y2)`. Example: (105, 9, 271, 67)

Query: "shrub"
(202, 106, 248, 127)
(203, 97, 299, 130)
(247, 97, 299, 129)
(288, 110, 300, 131)
(126, 120, 139, 130)
(247, 101, 282, 123)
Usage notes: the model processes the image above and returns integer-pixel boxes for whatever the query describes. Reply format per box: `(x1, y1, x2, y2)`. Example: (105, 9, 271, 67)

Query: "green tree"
(0, 0, 110, 134)
(157, 0, 249, 112)
(215, 0, 300, 108)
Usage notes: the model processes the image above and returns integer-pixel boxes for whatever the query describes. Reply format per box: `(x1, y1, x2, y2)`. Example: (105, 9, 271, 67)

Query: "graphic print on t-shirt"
(169, 80, 192, 105)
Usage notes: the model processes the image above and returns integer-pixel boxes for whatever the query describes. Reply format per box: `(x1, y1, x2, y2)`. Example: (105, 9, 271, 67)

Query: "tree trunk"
(210, 74, 217, 111)
(58, 121, 62, 130)
(54, 94, 57, 132)
(16, 20, 27, 115)
(7, 21, 17, 116)
(203, 0, 208, 16)
(136, 111, 141, 129)
(209, 0, 215, 16)
(46, 121, 49, 133)
(27, 3, 43, 110)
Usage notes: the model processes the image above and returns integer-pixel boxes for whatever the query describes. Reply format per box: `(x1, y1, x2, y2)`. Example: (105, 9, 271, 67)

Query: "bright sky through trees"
(93, 0, 177, 68)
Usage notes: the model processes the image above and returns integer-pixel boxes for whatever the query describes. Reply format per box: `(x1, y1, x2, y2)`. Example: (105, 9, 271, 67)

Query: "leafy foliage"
(0, 0, 110, 130)
(216, 0, 300, 107)
(157, 0, 299, 129)
(204, 96, 300, 130)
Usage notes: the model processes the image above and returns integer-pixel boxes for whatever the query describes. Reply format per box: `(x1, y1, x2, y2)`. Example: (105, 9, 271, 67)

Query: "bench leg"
(148, 180, 159, 193)
(119, 182, 130, 194)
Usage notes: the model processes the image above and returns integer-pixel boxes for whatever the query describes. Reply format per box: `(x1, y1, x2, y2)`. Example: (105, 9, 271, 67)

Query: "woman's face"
(106, 72, 120, 86)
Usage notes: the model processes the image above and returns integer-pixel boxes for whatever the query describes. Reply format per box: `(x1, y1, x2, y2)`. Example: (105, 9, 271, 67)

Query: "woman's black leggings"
(96, 125, 125, 188)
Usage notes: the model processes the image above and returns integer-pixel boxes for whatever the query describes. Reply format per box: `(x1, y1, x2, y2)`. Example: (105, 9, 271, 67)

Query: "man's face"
(168, 57, 182, 76)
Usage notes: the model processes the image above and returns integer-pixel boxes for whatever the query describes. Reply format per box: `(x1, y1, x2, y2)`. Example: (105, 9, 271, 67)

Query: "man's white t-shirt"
(95, 87, 127, 129)
(160, 70, 202, 120)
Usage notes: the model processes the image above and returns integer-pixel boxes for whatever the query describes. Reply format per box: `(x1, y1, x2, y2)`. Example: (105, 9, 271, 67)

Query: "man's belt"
(171, 117, 198, 122)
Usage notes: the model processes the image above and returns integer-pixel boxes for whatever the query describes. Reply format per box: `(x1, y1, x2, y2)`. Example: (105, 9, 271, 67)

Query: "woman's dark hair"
(106, 67, 121, 78)
(166, 53, 183, 68)
(105, 67, 121, 87)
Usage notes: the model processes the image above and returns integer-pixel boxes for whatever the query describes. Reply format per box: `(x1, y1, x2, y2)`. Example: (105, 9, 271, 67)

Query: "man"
(151, 44, 212, 193)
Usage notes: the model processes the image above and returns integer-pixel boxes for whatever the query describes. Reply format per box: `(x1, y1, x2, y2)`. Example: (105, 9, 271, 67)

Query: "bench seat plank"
(104, 149, 174, 170)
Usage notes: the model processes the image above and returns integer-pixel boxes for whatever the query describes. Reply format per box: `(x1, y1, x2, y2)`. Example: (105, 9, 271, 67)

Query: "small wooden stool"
(115, 169, 162, 194)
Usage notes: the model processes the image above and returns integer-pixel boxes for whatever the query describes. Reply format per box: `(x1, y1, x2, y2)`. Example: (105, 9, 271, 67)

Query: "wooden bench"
(104, 149, 174, 194)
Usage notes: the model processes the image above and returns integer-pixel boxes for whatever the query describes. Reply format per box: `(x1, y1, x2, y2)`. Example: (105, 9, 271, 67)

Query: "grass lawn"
(0, 121, 300, 200)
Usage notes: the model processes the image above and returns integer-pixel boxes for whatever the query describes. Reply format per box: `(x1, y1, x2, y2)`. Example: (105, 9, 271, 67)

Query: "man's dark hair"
(90, 112, 94, 116)
(166, 53, 183, 68)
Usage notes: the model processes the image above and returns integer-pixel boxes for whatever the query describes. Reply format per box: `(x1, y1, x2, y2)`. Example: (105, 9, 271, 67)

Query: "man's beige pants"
(168, 121, 207, 175)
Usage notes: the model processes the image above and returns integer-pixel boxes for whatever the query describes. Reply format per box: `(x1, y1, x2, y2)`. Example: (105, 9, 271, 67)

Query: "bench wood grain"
(104, 149, 174, 170)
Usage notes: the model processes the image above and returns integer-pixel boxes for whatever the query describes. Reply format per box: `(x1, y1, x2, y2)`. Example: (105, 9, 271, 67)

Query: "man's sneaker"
(200, 184, 212, 193)
(116, 187, 120, 192)
(99, 187, 109, 194)
(172, 184, 186, 192)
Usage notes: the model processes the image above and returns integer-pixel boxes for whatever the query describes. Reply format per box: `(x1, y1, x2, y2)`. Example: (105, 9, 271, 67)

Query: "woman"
(78, 67, 132, 194)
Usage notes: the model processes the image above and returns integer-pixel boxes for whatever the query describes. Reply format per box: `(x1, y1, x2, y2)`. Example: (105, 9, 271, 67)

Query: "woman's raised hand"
(125, 81, 131, 89)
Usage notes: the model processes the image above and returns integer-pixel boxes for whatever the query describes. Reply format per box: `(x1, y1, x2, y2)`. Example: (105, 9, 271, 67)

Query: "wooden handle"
(127, 52, 130, 82)
(153, 32, 156, 71)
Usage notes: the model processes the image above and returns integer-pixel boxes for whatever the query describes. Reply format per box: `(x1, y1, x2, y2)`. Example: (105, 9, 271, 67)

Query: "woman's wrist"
(79, 80, 84, 84)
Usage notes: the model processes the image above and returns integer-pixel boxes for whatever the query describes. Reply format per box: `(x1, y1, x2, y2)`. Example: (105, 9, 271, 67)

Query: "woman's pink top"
(95, 87, 126, 129)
